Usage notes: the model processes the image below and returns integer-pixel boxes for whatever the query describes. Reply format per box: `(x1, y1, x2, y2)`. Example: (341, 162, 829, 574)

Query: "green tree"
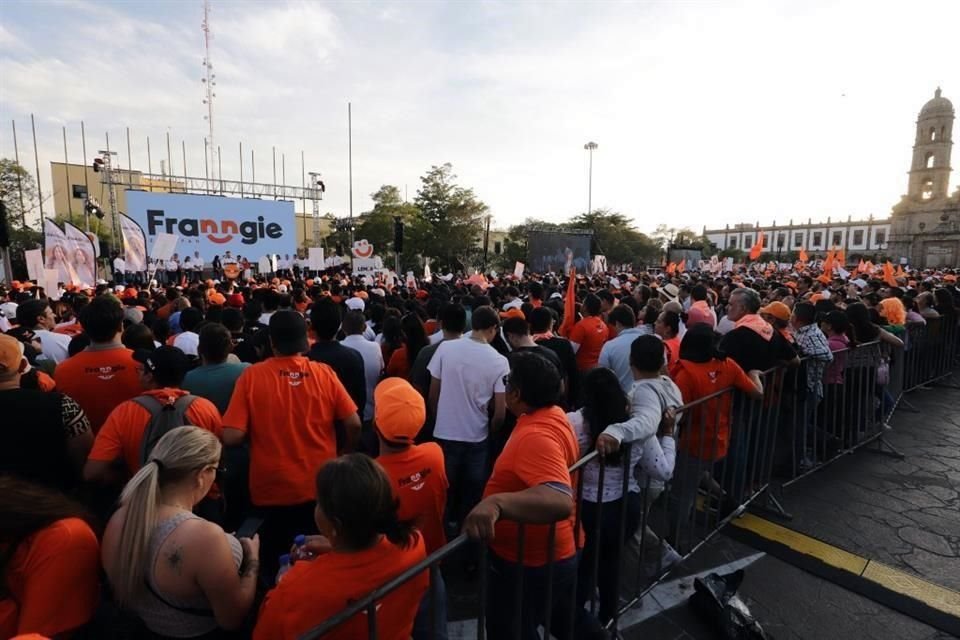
(568, 209, 661, 266)
(1, 158, 43, 279)
(414, 164, 487, 270)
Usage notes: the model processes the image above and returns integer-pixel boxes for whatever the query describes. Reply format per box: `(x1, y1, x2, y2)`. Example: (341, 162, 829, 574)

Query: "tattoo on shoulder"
(167, 546, 184, 574)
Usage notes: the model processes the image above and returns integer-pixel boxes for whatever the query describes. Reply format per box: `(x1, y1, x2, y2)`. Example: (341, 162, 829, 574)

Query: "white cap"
(114, 285, 125, 293)
(345, 297, 365, 312)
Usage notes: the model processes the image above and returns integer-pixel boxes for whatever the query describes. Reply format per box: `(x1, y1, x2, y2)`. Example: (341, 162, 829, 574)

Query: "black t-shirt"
(0, 389, 90, 491)
(307, 341, 367, 414)
(720, 326, 797, 373)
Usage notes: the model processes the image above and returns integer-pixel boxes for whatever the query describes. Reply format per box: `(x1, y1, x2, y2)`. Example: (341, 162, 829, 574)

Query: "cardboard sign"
(42, 269, 61, 300)
(406, 271, 416, 289)
(150, 233, 179, 261)
(513, 262, 525, 279)
(25, 249, 45, 281)
(309, 247, 325, 271)
(351, 239, 374, 259)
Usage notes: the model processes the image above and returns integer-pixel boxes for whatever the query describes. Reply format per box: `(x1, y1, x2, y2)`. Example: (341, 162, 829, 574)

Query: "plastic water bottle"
(293, 534, 315, 562)
(276, 553, 292, 583)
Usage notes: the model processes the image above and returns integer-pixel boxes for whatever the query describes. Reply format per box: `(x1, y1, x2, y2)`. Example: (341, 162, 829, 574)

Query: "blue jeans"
(487, 551, 578, 640)
(412, 571, 448, 640)
(437, 439, 488, 526)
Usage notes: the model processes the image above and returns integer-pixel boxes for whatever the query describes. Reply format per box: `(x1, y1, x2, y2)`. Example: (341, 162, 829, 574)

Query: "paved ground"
(621, 377, 960, 639)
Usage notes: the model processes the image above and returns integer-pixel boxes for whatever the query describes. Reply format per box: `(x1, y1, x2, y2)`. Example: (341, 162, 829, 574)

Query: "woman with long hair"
(0, 476, 100, 638)
(845, 302, 903, 348)
(101, 426, 259, 638)
(379, 313, 405, 365)
(385, 313, 429, 380)
(254, 454, 427, 640)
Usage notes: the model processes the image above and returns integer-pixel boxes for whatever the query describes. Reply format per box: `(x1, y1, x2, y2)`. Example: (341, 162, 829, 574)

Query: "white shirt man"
(340, 311, 384, 422)
(25, 302, 72, 364)
(192, 252, 204, 273)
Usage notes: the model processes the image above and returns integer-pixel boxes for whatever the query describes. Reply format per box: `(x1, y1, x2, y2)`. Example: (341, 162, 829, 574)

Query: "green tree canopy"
(414, 164, 488, 270)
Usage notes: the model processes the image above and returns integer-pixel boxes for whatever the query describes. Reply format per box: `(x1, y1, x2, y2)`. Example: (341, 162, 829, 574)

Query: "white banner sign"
(513, 261, 525, 279)
(42, 269, 61, 300)
(353, 256, 382, 275)
(119, 213, 147, 271)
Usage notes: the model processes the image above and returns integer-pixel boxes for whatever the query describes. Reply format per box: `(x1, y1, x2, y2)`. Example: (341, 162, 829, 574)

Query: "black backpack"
(132, 395, 199, 465)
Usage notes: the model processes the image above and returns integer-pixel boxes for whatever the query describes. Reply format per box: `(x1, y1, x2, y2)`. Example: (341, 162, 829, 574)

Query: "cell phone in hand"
(236, 516, 264, 539)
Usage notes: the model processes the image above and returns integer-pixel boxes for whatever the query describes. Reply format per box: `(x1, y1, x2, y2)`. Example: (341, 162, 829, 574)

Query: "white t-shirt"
(34, 329, 72, 364)
(192, 257, 204, 270)
(166, 260, 179, 271)
(428, 338, 509, 443)
(341, 334, 385, 421)
(113, 257, 125, 272)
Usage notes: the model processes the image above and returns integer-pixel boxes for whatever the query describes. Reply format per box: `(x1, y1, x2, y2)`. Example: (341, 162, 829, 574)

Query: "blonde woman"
(101, 426, 259, 638)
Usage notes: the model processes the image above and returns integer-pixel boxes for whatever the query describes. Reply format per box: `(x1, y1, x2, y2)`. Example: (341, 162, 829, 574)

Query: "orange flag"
(864, 260, 874, 273)
(798, 247, 809, 263)
(666, 262, 676, 275)
(559, 268, 577, 337)
(896, 264, 905, 277)
(837, 248, 846, 265)
(677, 258, 686, 273)
(822, 249, 835, 274)
(883, 261, 897, 287)
(748, 232, 765, 261)
(857, 259, 866, 273)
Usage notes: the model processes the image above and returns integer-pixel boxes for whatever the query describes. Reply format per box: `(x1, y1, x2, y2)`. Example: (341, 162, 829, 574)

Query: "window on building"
(922, 179, 934, 200)
(777, 233, 785, 248)
(794, 232, 803, 247)
(925, 153, 936, 169)
(494, 241, 502, 255)
(930, 127, 937, 141)
(744, 235, 752, 247)
(812, 231, 822, 246)
(72, 184, 88, 199)
(875, 231, 886, 245)
(832, 231, 842, 246)
(729, 237, 738, 248)
(853, 230, 864, 245)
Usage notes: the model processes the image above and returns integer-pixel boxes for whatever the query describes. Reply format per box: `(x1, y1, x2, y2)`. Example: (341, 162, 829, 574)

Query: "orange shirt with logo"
(568, 316, 610, 371)
(484, 405, 579, 566)
(671, 358, 756, 461)
(88, 388, 223, 475)
(253, 535, 428, 640)
(222, 356, 358, 506)
(54, 347, 143, 431)
(0, 518, 99, 639)
(377, 443, 448, 553)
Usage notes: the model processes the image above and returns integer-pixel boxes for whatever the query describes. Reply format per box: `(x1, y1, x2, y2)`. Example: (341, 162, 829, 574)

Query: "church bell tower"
(907, 87, 954, 203)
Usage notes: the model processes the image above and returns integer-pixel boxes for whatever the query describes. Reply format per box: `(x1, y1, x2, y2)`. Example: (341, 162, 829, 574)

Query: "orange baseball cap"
(374, 378, 426, 444)
(208, 292, 226, 306)
(760, 301, 791, 322)
(0, 334, 26, 374)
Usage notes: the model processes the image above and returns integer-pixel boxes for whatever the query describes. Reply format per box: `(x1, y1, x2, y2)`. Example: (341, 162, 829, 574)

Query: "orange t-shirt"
(662, 336, 681, 368)
(484, 406, 578, 566)
(671, 358, 756, 461)
(35, 371, 56, 392)
(222, 356, 358, 506)
(54, 346, 143, 432)
(88, 388, 223, 475)
(253, 535, 428, 640)
(423, 319, 440, 336)
(568, 316, 610, 371)
(385, 346, 411, 379)
(0, 518, 99, 639)
(377, 443, 448, 553)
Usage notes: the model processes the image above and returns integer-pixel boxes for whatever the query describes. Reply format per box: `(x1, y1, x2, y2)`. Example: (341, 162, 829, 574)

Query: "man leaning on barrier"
(462, 350, 585, 640)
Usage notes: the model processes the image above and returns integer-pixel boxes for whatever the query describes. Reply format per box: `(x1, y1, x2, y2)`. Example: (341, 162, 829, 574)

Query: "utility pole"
(348, 102, 354, 249)
(584, 141, 598, 215)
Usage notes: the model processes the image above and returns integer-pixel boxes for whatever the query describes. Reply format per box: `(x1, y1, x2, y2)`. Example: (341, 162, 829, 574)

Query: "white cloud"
(1, 0, 958, 236)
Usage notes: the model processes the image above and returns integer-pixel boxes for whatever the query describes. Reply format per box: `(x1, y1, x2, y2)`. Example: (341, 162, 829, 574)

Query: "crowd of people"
(1, 259, 958, 639)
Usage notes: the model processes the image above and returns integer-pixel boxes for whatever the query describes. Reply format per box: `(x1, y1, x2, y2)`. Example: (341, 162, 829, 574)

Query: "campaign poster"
(125, 191, 296, 262)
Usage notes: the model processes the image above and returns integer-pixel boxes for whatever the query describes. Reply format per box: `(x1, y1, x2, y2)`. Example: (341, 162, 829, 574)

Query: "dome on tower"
(920, 87, 954, 116)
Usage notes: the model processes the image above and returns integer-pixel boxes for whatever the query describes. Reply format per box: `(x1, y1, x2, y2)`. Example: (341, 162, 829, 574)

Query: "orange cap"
(374, 378, 426, 444)
(760, 301, 791, 322)
(499, 307, 525, 320)
(208, 292, 226, 305)
(0, 334, 26, 374)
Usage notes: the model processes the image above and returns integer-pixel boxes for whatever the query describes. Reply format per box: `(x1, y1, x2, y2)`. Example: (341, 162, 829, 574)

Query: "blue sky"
(1, 0, 958, 234)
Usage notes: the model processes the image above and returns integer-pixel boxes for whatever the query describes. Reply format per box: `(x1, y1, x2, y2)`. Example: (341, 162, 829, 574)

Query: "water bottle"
(276, 553, 292, 583)
(293, 534, 315, 562)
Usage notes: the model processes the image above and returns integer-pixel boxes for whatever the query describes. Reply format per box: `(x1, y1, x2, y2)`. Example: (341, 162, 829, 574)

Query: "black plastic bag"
(688, 569, 769, 639)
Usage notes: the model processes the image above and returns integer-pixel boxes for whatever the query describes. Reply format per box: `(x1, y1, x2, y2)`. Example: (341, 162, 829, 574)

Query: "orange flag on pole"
(822, 249, 835, 274)
(677, 258, 686, 273)
(559, 268, 577, 337)
(896, 264, 905, 277)
(883, 261, 898, 287)
(748, 231, 765, 261)
(798, 247, 809, 263)
(666, 262, 676, 275)
(857, 259, 866, 273)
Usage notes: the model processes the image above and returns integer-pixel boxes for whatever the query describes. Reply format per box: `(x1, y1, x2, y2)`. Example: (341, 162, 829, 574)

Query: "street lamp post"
(584, 141, 598, 215)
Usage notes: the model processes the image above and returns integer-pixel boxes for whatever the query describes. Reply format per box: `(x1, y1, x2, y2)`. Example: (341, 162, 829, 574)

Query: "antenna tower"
(201, 0, 217, 183)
